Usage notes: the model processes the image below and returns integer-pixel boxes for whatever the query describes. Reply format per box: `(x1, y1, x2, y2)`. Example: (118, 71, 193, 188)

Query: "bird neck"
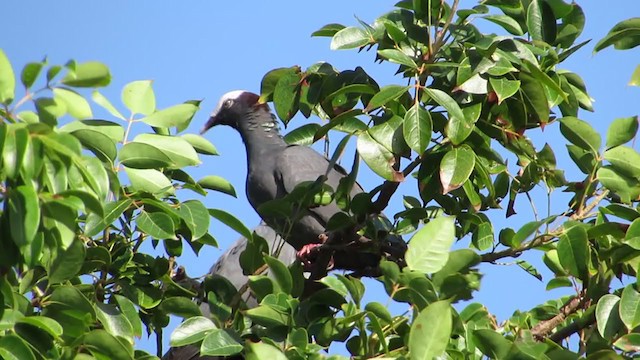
(236, 109, 287, 163)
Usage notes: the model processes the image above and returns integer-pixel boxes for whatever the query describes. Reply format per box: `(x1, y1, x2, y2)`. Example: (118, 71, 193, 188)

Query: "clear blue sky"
(4, 0, 640, 355)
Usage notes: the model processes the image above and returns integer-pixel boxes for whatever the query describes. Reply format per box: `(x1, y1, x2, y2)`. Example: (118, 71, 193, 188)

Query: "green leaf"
(557, 226, 589, 279)
(559, 116, 601, 153)
(197, 175, 236, 197)
(606, 116, 638, 149)
(440, 145, 475, 194)
(61, 119, 125, 143)
(140, 103, 199, 129)
(594, 18, 640, 53)
(259, 67, 300, 102)
(330, 26, 370, 50)
(473, 329, 512, 359)
(273, 71, 300, 124)
(92, 91, 126, 120)
(406, 215, 456, 273)
(133, 133, 200, 168)
(125, 167, 175, 196)
(181, 134, 218, 155)
(378, 49, 417, 68)
(246, 342, 288, 360)
(17, 316, 63, 338)
(264, 255, 293, 294)
(630, 65, 640, 87)
(48, 238, 85, 283)
(200, 329, 243, 357)
(137, 211, 176, 239)
(245, 304, 289, 328)
(8, 184, 40, 247)
(160, 297, 202, 318)
(365, 85, 410, 112)
(512, 220, 544, 247)
(53, 87, 93, 119)
(489, 78, 520, 104)
(71, 129, 117, 162)
(527, 0, 556, 43)
(122, 80, 156, 115)
(409, 301, 452, 360)
(20, 62, 44, 90)
(42, 285, 96, 341)
(596, 294, 623, 340)
(170, 316, 217, 347)
(114, 295, 142, 338)
(84, 199, 133, 237)
(0, 334, 35, 360)
(311, 23, 346, 37)
(83, 329, 133, 360)
(3, 126, 28, 179)
(356, 130, 401, 181)
(95, 302, 134, 341)
(208, 208, 252, 240)
(403, 103, 432, 154)
(119, 142, 173, 169)
(62, 61, 111, 87)
(482, 15, 524, 35)
(614, 333, 640, 353)
(284, 123, 321, 145)
(604, 145, 640, 180)
(620, 285, 640, 330)
(597, 166, 640, 203)
(179, 200, 210, 240)
(0, 49, 16, 104)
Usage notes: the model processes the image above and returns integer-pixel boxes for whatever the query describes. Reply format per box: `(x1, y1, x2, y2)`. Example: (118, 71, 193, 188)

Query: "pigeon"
(161, 223, 297, 360)
(200, 90, 405, 273)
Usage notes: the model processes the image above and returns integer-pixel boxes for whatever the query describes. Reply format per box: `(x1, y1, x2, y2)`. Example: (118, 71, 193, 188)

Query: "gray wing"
(162, 223, 297, 360)
(276, 145, 363, 225)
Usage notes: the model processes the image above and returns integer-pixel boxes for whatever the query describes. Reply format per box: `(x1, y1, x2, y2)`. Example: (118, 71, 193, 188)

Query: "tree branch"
(531, 294, 584, 341)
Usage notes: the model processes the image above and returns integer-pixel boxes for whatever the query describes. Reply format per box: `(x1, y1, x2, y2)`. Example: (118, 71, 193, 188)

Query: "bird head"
(200, 90, 265, 134)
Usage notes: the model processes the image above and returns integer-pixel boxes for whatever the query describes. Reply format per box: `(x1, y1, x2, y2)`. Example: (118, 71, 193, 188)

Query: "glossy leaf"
(170, 316, 216, 347)
(604, 145, 640, 180)
(406, 215, 456, 273)
(330, 26, 370, 50)
(597, 166, 640, 203)
(208, 208, 252, 240)
(201, 329, 243, 357)
(119, 142, 173, 169)
(246, 342, 288, 360)
(357, 130, 401, 181)
(61, 61, 111, 87)
(606, 116, 638, 149)
(181, 134, 218, 155)
(133, 133, 200, 168)
(20, 61, 44, 90)
(0, 335, 35, 360)
(559, 116, 601, 153)
(122, 80, 155, 115)
(403, 103, 432, 154)
(620, 285, 640, 330)
(140, 103, 199, 129)
(440, 145, 475, 194)
(409, 301, 452, 360)
(8, 184, 40, 247)
(489, 78, 520, 104)
(273, 71, 300, 123)
(594, 18, 640, 52)
(125, 167, 175, 196)
(179, 200, 210, 240)
(53, 87, 93, 119)
(557, 226, 589, 279)
(596, 294, 623, 340)
(92, 90, 126, 120)
(84, 199, 133, 237)
(0, 49, 15, 104)
(284, 123, 321, 145)
(137, 211, 176, 239)
(482, 15, 524, 35)
(197, 175, 237, 197)
(364, 85, 410, 112)
(60, 119, 125, 143)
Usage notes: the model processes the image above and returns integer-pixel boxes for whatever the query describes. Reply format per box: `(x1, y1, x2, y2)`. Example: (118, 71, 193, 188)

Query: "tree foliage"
(1, 1, 640, 359)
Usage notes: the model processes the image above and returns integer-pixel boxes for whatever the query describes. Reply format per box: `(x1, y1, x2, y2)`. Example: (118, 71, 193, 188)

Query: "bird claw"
(297, 244, 334, 272)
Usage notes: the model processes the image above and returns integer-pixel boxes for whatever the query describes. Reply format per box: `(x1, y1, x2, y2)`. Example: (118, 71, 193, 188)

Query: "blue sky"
(4, 0, 640, 355)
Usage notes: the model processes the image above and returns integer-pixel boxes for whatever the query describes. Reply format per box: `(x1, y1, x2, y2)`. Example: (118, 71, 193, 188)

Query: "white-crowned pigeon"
(200, 90, 404, 272)
(161, 223, 297, 360)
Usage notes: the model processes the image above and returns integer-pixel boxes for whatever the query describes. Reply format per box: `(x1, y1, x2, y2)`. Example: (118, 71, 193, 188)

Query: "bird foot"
(297, 243, 334, 272)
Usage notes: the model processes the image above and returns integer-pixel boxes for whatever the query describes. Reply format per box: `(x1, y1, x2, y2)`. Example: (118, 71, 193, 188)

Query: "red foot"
(297, 243, 334, 271)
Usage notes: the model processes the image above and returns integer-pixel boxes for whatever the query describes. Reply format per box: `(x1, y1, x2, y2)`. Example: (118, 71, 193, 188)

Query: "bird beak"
(200, 114, 219, 135)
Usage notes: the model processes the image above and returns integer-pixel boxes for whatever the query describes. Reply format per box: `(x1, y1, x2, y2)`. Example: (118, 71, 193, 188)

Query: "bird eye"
(224, 99, 233, 107)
